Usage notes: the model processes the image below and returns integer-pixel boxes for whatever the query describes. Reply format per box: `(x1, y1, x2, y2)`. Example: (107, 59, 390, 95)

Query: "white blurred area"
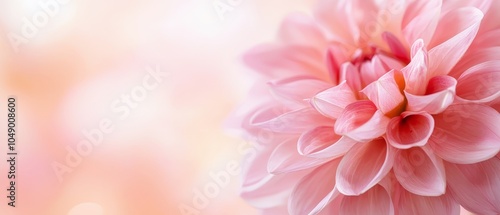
(0, 0, 315, 214)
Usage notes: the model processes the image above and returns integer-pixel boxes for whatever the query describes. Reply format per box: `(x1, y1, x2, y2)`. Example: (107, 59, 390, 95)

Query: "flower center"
(334, 41, 409, 117)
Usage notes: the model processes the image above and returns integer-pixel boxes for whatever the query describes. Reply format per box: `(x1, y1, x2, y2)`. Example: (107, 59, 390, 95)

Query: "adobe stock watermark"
(51, 65, 170, 182)
(212, 0, 243, 21)
(7, 0, 72, 53)
(178, 135, 272, 215)
(362, 0, 412, 38)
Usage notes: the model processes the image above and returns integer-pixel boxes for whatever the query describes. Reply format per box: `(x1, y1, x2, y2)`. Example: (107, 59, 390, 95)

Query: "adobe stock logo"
(178, 141, 260, 215)
(51, 65, 170, 182)
(212, 0, 243, 21)
(7, 0, 71, 53)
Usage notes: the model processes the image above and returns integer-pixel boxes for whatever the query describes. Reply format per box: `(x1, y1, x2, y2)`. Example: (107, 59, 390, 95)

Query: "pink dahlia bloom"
(229, 0, 500, 214)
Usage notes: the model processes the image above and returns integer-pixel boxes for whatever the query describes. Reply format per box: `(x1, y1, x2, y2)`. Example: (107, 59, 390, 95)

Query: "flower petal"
(261, 205, 289, 215)
(361, 70, 406, 116)
(404, 75, 457, 114)
(268, 138, 331, 174)
(441, 0, 491, 15)
(289, 159, 342, 215)
(278, 13, 327, 49)
(269, 76, 331, 107)
(359, 55, 390, 87)
(480, 0, 500, 33)
(446, 157, 500, 215)
(318, 195, 343, 215)
(378, 52, 406, 72)
(393, 147, 446, 196)
(402, 0, 442, 45)
(241, 144, 309, 208)
(402, 39, 429, 95)
(387, 112, 434, 149)
(336, 138, 395, 195)
(382, 32, 409, 63)
(243, 44, 328, 80)
(314, 0, 360, 46)
(456, 61, 500, 103)
(339, 62, 363, 93)
(298, 126, 357, 159)
(451, 47, 500, 78)
(326, 44, 349, 85)
(241, 174, 295, 208)
(340, 185, 394, 215)
(396, 185, 460, 215)
(252, 107, 333, 134)
(429, 104, 500, 164)
(311, 81, 357, 119)
(297, 126, 337, 155)
(469, 29, 500, 50)
(226, 98, 274, 139)
(491, 97, 500, 112)
(428, 7, 484, 76)
(335, 101, 391, 142)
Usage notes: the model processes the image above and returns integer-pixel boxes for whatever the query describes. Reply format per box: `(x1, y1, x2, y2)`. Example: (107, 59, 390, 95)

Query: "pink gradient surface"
(0, 0, 314, 214)
(0, 0, 488, 215)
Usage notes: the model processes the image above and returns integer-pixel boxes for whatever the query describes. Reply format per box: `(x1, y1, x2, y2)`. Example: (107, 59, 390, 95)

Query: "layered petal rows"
(230, 0, 500, 214)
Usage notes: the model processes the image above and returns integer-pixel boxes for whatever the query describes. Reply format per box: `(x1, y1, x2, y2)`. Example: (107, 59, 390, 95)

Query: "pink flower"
(229, 0, 500, 214)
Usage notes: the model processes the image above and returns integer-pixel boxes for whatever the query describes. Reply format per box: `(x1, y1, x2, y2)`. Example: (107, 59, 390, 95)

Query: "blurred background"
(0, 0, 479, 215)
(0, 0, 316, 214)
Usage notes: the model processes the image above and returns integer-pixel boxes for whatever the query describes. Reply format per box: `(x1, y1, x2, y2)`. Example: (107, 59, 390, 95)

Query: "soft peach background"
(0, 0, 477, 215)
(0, 0, 315, 214)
